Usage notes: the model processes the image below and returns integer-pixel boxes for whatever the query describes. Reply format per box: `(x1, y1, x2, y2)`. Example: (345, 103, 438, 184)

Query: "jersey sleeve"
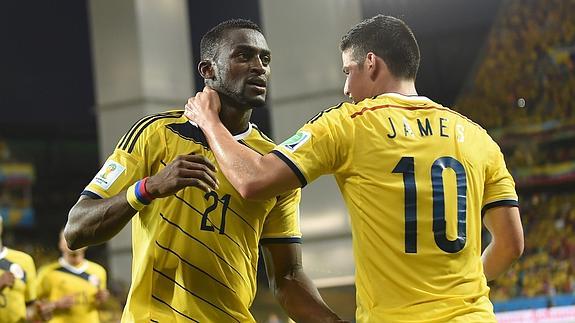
(482, 137, 519, 214)
(260, 188, 302, 244)
(23, 255, 37, 303)
(272, 106, 351, 186)
(82, 118, 165, 199)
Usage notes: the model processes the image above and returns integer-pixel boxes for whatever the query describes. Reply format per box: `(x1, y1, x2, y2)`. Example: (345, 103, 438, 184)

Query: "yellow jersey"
(36, 258, 106, 323)
(83, 110, 302, 322)
(0, 247, 37, 323)
(274, 93, 518, 322)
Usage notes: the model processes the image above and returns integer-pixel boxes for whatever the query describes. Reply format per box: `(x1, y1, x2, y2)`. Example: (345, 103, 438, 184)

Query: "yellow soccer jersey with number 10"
(274, 93, 518, 323)
(83, 111, 302, 323)
(36, 258, 107, 323)
(0, 247, 37, 323)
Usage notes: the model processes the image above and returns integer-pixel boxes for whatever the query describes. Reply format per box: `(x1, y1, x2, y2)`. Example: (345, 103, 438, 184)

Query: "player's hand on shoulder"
(184, 86, 222, 128)
(0, 271, 15, 290)
(146, 153, 219, 197)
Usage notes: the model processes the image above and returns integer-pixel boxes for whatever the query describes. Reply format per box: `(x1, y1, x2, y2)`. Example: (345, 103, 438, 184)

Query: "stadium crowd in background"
(456, 0, 575, 129)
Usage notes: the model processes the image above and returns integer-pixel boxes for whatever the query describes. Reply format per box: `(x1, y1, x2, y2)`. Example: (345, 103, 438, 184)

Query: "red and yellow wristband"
(126, 177, 154, 211)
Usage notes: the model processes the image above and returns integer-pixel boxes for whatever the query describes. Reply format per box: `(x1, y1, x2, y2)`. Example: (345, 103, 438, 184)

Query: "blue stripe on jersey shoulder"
(260, 237, 302, 244)
(56, 266, 91, 282)
(165, 121, 210, 149)
(0, 258, 27, 283)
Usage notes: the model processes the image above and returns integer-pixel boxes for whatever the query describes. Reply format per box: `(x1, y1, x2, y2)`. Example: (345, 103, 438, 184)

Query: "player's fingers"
(182, 154, 217, 172)
(179, 169, 218, 190)
(182, 178, 214, 193)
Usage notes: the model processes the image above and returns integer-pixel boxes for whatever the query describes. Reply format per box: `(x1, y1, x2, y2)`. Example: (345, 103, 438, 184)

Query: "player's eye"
(237, 52, 249, 61)
(261, 54, 271, 65)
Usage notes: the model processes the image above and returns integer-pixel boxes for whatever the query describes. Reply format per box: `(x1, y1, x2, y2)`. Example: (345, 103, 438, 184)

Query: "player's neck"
(63, 254, 85, 267)
(219, 103, 252, 136)
(378, 78, 417, 97)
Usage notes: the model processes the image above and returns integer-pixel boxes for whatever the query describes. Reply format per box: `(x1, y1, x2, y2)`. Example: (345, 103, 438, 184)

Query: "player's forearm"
(481, 240, 522, 281)
(274, 269, 342, 323)
(201, 120, 268, 199)
(65, 194, 137, 249)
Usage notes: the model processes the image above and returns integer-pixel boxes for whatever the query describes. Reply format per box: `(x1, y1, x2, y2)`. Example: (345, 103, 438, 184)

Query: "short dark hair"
(200, 19, 263, 61)
(340, 15, 420, 80)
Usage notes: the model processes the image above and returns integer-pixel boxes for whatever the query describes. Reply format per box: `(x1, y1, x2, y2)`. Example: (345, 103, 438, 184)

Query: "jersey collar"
(377, 92, 433, 104)
(188, 121, 253, 141)
(231, 122, 252, 141)
(59, 257, 88, 274)
(0, 247, 6, 260)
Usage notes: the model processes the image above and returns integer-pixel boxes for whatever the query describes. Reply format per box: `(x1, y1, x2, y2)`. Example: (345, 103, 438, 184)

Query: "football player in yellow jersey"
(0, 217, 51, 322)
(65, 19, 343, 322)
(36, 231, 108, 323)
(186, 15, 525, 323)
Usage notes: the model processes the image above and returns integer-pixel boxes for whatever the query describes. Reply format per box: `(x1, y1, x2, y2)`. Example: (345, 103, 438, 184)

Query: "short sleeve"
(82, 118, 165, 199)
(260, 189, 302, 244)
(482, 137, 519, 214)
(272, 106, 351, 186)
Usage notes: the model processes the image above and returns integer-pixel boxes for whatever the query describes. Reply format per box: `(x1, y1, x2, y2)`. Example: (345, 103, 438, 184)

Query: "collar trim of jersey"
(0, 247, 6, 260)
(232, 123, 253, 141)
(188, 121, 252, 141)
(379, 92, 432, 103)
(59, 257, 88, 274)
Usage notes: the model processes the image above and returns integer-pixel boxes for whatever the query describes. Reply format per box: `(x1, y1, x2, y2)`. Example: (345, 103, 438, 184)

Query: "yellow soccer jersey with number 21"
(84, 111, 302, 323)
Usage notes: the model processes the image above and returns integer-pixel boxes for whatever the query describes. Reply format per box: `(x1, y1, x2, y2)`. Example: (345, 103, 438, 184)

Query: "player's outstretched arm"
(65, 154, 218, 249)
(262, 243, 347, 323)
(185, 87, 301, 200)
(481, 206, 524, 281)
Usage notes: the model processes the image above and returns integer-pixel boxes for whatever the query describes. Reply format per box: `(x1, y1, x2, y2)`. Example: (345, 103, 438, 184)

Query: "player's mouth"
(246, 77, 267, 94)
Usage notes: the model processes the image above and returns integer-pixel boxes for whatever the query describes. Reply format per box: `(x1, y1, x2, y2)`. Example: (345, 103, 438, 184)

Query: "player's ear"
(367, 52, 384, 80)
(198, 60, 215, 80)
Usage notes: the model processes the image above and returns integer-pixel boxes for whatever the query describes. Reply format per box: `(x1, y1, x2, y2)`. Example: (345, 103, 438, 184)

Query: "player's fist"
(184, 86, 222, 128)
(95, 288, 110, 306)
(0, 272, 15, 291)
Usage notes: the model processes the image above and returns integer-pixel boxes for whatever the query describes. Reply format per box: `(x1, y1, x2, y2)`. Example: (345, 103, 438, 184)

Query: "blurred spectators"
(455, 0, 575, 129)
(488, 192, 575, 301)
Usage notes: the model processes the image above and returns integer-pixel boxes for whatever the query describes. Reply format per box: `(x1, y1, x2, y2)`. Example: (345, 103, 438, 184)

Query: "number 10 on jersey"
(392, 156, 467, 254)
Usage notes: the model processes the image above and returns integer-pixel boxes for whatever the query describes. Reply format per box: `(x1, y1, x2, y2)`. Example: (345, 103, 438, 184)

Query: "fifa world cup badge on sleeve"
(93, 160, 126, 190)
(281, 131, 311, 152)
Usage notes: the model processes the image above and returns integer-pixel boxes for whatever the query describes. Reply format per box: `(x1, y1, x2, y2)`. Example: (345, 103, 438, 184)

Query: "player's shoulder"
(241, 123, 277, 155)
(86, 260, 106, 273)
(116, 109, 186, 153)
(37, 261, 61, 276)
(6, 247, 34, 265)
(306, 101, 353, 125)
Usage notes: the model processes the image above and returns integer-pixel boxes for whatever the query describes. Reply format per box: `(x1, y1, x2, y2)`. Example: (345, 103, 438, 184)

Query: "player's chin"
(245, 95, 267, 108)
